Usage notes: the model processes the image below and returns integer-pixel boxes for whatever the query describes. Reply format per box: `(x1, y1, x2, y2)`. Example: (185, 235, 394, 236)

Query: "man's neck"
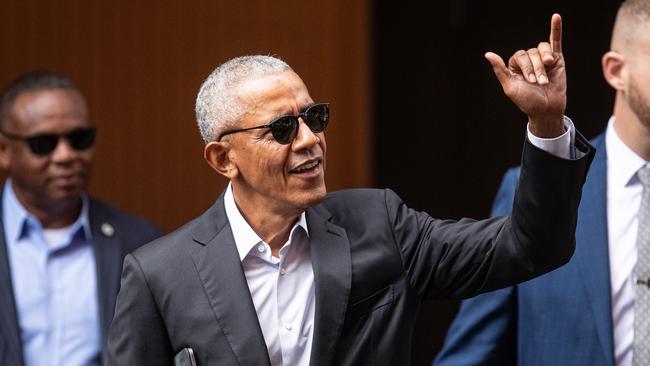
(11, 187, 82, 229)
(232, 190, 301, 257)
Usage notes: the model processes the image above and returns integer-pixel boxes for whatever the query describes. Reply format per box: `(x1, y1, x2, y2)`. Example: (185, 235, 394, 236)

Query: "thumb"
(485, 51, 509, 87)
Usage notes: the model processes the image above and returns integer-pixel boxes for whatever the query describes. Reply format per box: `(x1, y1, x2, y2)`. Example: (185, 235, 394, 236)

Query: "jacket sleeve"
(389, 135, 594, 300)
(106, 254, 174, 366)
(433, 168, 521, 366)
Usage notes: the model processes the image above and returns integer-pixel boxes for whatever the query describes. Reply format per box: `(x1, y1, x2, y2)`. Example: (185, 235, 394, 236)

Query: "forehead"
(236, 70, 313, 120)
(8, 89, 88, 133)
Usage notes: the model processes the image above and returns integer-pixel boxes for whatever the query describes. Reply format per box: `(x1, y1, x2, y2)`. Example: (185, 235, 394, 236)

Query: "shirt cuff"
(527, 116, 575, 159)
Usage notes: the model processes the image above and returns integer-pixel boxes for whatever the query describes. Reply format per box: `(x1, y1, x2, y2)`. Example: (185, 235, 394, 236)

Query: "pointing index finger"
(550, 13, 562, 54)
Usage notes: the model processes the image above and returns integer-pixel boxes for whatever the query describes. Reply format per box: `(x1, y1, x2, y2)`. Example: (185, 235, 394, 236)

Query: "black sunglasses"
(218, 103, 329, 145)
(0, 127, 97, 156)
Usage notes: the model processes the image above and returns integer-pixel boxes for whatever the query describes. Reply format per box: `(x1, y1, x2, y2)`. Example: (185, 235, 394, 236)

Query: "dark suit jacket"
(0, 194, 163, 366)
(107, 138, 594, 366)
(434, 133, 612, 365)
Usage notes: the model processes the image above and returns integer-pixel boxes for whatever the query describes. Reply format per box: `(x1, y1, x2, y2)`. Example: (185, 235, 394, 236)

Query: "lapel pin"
(101, 223, 115, 237)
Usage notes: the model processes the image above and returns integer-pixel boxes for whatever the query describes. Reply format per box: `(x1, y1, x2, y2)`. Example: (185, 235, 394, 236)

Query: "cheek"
(243, 144, 288, 181)
(10, 152, 47, 174)
(80, 151, 94, 167)
(262, 146, 288, 170)
(319, 135, 327, 165)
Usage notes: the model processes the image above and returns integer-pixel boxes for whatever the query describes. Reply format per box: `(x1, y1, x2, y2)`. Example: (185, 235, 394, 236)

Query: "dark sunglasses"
(218, 103, 330, 145)
(0, 127, 97, 156)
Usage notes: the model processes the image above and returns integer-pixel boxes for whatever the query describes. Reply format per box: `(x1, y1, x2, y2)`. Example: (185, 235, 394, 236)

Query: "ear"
(602, 51, 627, 91)
(0, 137, 11, 170)
(204, 141, 238, 179)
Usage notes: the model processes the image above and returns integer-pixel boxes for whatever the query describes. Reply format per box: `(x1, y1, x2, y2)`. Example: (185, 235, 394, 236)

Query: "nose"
(291, 118, 320, 151)
(50, 138, 77, 163)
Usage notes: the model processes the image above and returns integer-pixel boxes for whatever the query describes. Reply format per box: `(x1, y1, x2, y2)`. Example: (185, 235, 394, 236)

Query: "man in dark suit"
(0, 72, 162, 366)
(108, 15, 593, 365)
(434, 1, 650, 365)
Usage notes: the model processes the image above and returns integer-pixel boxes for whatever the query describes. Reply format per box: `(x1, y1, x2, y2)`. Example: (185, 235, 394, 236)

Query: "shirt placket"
(27, 223, 55, 366)
(47, 249, 62, 366)
(276, 243, 295, 366)
(276, 228, 310, 366)
(43, 227, 79, 366)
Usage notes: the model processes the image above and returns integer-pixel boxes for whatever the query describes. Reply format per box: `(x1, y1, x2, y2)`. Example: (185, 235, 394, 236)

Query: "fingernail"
(538, 74, 548, 84)
(528, 74, 537, 83)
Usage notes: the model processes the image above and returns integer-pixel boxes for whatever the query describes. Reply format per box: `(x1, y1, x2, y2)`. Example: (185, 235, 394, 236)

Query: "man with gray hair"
(108, 14, 594, 366)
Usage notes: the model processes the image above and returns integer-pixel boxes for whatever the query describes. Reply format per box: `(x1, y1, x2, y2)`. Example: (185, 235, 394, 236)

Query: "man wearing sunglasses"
(0, 72, 163, 366)
(108, 15, 594, 366)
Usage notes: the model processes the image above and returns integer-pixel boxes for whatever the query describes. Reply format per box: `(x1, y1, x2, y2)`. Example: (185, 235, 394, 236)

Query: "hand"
(486, 14, 566, 138)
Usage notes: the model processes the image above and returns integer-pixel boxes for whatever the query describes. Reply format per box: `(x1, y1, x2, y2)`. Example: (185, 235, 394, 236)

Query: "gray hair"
(195, 55, 292, 144)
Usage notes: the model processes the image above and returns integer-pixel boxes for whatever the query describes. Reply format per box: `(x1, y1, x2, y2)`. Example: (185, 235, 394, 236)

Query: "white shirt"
(606, 117, 649, 366)
(222, 119, 575, 365)
(526, 116, 576, 159)
(224, 184, 315, 366)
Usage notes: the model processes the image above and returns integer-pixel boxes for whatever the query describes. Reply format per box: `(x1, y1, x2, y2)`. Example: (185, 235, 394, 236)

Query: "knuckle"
(514, 49, 527, 57)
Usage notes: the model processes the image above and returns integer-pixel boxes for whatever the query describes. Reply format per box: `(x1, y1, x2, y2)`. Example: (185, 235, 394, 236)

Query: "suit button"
(101, 223, 115, 237)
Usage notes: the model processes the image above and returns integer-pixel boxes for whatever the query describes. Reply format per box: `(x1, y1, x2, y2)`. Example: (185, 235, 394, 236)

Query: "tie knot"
(639, 166, 650, 187)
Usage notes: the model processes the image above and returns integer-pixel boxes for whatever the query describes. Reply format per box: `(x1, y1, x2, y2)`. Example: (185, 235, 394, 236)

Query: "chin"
(295, 185, 327, 210)
(50, 187, 85, 202)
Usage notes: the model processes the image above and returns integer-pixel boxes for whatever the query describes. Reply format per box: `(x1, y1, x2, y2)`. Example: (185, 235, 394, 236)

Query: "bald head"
(603, 0, 650, 160)
(611, 0, 650, 56)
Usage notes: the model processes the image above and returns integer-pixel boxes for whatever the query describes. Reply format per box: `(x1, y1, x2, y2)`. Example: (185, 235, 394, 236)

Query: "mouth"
(289, 159, 322, 176)
(50, 173, 84, 187)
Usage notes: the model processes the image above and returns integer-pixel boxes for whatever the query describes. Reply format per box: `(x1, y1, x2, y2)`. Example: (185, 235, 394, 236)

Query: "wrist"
(528, 115, 565, 138)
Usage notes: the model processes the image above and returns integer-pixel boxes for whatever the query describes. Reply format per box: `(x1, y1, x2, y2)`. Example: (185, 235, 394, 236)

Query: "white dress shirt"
(224, 184, 315, 366)
(526, 117, 576, 159)
(605, 117, 649, 366)
(222, 118, 575, 365)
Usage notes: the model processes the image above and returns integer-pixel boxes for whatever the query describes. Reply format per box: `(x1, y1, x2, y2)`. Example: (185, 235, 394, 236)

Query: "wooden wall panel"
(0, 0, 371, 231)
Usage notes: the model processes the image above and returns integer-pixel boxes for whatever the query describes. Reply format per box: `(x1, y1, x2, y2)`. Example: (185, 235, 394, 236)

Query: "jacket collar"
(188, 192, 352, 366)
(0, 189, 25, 365)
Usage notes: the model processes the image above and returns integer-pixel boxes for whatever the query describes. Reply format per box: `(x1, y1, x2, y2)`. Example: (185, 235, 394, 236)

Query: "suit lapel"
(307, 205, 352, 366)
(87, 200, 122, 345)
(0, 191, 24, 365)
(575, 134, 614, 363)
(189, 196, 271, 366)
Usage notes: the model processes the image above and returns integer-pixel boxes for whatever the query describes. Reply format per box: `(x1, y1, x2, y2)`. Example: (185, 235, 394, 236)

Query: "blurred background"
(0, 0, 620, 364)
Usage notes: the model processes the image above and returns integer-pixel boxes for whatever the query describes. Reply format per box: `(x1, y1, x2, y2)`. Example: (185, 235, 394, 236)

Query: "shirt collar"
(3, 179, 92, 244)
(606, 116, 650, 188)
(224, 182, 309, 261)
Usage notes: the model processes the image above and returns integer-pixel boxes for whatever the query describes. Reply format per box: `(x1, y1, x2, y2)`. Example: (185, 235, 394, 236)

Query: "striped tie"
(634, 166, 650, 366)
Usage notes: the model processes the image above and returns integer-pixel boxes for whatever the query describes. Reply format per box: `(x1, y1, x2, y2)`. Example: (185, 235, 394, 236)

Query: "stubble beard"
(627, 76, 650, 130)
